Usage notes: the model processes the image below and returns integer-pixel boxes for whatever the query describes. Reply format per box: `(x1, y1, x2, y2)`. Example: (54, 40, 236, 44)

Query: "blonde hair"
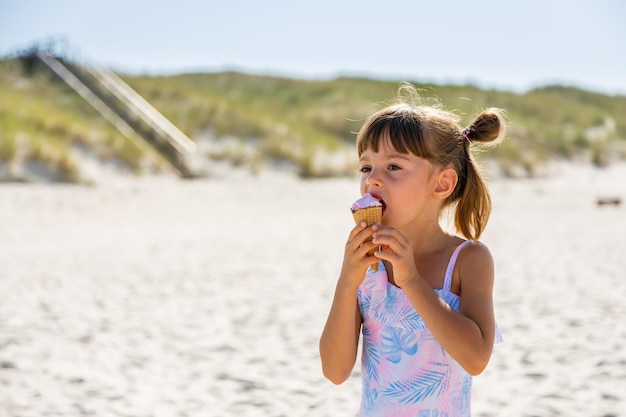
(356, 85, 506, 240)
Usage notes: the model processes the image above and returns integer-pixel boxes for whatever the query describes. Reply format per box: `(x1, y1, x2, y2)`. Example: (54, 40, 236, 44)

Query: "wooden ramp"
(22, 48, 197, 178)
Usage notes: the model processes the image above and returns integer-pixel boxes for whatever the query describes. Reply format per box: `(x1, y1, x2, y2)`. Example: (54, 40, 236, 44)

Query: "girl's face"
(359, 137, 439, 229)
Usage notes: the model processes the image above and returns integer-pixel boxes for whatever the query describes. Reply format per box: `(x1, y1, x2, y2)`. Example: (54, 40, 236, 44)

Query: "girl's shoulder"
(461, 239, 492, 255)
(445, 237, 491, 261)
(456, 240, 495, 284)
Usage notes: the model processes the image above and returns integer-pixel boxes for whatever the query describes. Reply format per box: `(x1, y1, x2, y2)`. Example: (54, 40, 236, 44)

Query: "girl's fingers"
(371, 228, 414, 265)
(372, 247, 396, 262)
(347, 222, 378, 248)
(372, 226, 405, 242)
(347, 221, 367, 241)
(340, 224, 382, 285)
(345, 224, 382, 263)
(372, 230, 408, 253)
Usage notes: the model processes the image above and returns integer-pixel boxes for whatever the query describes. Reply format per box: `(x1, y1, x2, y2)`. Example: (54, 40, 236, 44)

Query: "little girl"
(319, 85, 504, 416)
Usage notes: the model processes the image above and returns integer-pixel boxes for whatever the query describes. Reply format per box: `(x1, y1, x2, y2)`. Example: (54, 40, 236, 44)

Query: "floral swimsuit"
(356, 240, 502, 417)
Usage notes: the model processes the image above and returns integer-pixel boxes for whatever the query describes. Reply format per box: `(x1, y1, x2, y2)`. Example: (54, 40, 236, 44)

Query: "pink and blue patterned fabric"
(356, 240, 503, 417)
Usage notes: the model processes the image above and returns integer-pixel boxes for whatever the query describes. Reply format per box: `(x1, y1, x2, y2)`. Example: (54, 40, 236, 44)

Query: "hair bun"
(465, 108, 506, 145)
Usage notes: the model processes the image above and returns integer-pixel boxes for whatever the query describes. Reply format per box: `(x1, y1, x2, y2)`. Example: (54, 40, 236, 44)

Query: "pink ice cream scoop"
(351, 193, 382, 210)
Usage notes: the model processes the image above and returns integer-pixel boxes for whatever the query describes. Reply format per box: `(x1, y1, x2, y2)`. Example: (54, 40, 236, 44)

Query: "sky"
(1, 0, 625, 95)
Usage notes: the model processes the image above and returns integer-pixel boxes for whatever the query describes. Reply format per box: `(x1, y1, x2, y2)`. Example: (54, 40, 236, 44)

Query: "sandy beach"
(0, 163, 625, 417)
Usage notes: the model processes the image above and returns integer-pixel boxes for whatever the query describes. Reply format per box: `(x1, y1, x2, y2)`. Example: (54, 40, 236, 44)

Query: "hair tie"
(462, 128, 472, 143)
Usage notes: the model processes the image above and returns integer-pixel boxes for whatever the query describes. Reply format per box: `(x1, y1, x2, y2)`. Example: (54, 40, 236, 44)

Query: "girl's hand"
(338, 221, 379, 289)
(371, 225, 419, 287)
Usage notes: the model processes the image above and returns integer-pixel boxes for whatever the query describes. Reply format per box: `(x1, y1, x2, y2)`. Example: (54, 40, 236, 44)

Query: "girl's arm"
(319, 283, 362, 384)
(319, 222, 375, 384)
(401, 242, 496, 375)
(373, 229, 496, 375)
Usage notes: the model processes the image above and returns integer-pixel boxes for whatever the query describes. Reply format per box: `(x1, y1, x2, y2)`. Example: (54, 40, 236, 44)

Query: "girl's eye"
(359, 166, 371, 173)
(388, 164, 401, 171)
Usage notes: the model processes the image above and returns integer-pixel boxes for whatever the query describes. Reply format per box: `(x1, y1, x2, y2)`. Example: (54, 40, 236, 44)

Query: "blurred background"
(1, 2, 626, 417)
(1, 0, 625, 183)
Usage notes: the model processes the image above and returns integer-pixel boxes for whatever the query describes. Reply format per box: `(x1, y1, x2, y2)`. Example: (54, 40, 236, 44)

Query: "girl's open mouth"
(370, 194, 386, 216)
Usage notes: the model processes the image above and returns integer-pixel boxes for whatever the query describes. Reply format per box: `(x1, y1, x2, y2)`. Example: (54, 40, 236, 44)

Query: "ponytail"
(452, 109, 506, 240)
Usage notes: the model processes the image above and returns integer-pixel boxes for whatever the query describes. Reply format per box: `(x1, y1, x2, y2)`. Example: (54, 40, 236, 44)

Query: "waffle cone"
(351, 206, 382, 271)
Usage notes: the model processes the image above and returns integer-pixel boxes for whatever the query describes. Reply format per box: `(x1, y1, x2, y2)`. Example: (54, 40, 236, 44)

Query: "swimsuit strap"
(443, 240, 473, 291)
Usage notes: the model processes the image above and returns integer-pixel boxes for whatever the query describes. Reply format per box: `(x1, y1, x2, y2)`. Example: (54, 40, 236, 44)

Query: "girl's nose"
(365, 169, 382, 187)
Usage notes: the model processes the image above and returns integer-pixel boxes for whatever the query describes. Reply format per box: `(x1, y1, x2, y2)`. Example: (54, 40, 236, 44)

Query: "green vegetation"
(0, 59, 164, 182)
(1, 57, 625, 182)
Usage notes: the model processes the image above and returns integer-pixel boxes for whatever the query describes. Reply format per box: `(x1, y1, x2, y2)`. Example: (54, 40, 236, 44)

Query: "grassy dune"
(1, 58, 625, 181)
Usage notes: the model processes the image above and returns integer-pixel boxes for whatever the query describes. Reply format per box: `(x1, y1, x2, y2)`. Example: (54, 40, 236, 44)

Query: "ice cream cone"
(351, 206, 382, 271)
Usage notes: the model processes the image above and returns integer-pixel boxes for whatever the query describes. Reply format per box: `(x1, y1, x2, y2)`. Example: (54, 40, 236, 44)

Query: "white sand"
(0, 164, 625, 417)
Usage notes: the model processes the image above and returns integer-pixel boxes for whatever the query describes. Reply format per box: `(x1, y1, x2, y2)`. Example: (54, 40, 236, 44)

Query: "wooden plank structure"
(16, 39, 197, 178)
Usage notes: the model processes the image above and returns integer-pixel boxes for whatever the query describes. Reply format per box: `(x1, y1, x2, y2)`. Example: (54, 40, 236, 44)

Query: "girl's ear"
(432, 168, 458, 200)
